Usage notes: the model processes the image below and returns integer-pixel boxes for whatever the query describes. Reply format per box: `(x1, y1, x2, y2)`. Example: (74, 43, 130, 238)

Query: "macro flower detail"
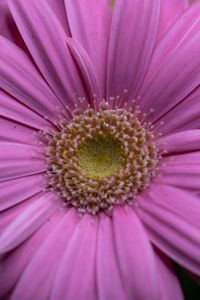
(0, 0, 200, 299)
(45, 100, 160, 214)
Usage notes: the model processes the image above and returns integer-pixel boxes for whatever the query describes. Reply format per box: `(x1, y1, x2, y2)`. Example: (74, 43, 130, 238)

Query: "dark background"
(174, 263, 200, 299)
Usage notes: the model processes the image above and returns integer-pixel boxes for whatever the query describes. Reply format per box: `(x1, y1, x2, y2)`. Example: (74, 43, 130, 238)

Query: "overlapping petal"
(11, 209, 78, 300)
(8, 0, 87, 109)
(0, 192, 60, 254)
(0, 142, 45, 181)
(65, 0, 111, 95)
(0, 174, 47, 211)
(0, 208, 66, 298)
(137, 185, 200, 275)
(50, 215, 97, 300)
(0, 36, 61, 123)
(154, 249, 184, 300)
(112, 208, 160, 300)
(158, 0, 188, 40)
(106, 0, 160, 100)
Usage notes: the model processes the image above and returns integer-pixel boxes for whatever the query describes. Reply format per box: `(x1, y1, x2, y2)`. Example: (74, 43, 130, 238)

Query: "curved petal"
(0, 1, 25, 48)
(140, 3, 200, 122)
(67, 38, 100, 104)
(50, 214, 98, 300)
(0, 90, 54, 130)
(65, 0, 111, 95)
(137, 185, 200, 276)
(106, 0, 160, 100)
(0, 36, 62, 123)
(112, 207, 160, 300)
(8, 0, 87, 109)
(0, 142, 45, 181)
(11, 209, 78, 300)
(0, 192, 60, 254)
(154, 248, 184, 300)
(0, 174, 47, 211)
(155, 85, 200, 135)
(96, 214, 127, 300)
(158, 129, 200, 154)
(0, 207, 66, 298)
(46, 0, 71, 35)
(158, 0, 188, 41)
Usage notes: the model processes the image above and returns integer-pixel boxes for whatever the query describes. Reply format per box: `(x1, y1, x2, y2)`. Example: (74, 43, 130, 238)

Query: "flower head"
(0, 0, 200, 299)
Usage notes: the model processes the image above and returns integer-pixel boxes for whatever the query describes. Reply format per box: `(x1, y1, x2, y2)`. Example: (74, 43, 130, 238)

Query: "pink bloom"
(0, 0, 199, 299)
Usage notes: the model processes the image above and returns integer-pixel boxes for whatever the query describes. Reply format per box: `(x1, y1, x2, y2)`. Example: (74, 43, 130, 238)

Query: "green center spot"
(77, 136, 124, 179)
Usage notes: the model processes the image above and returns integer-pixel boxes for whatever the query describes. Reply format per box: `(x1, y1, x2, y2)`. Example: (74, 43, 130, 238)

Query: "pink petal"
(0, 117, 38, 145)
(158, 0, 188, 41)
(112, 207, 160, 300)
(141, 2, 200, 95)
(139, 3, 200, 122)
(0, 192, 60, 254)
(67, 38, 100, 103)
(137, 185, 200, 275)
(0, 36, 62, 123)
(65, 0, 111, 96)
(155, 85, 200, 134)
(0, 90, 54, 130)
(0, 142, 45, 181)
(0, 1, 25, 48)
(96, 214, 127, 300)
(158, 154, 200, 190)
(0, 194, 38, 235)
(11, 209, 78, 300)
(8, 0, 86, 109)
(106, 0, 160, 100)
(46, 0, 71, 35)
(50, 214, 97, 300)
(0, 174, 47, 211)
(154, 248, 184, 300)
(158, 130, 200, 154)
(0, 207, 66, 298)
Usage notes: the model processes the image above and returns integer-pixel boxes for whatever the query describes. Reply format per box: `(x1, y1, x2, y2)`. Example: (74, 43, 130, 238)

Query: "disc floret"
(45, 101, 160, 214)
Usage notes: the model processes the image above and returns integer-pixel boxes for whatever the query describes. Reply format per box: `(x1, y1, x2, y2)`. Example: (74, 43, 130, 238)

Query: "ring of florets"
(44, 100, 160, 215)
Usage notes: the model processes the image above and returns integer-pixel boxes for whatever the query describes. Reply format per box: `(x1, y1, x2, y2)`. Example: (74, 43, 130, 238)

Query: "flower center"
(77, 135, 124, 179)
(45, 101, 160, 214)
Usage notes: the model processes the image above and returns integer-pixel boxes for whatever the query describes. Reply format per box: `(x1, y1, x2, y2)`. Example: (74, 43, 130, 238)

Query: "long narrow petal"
(0, 1, 25, 48)
(137, 185, 200, 275)
(0, 192, 60, 254)
(141, 2, 200, 94)
(0, 36, 61, 123)
(50, 215, 98, 300)
(158, 159, 200, 190)
(154, 249, 184, 300)
(67, 38, 100, 103)
(0, 117, 38, 145)
(158, 130, 200, 154)
(0, 142, 45, 181)
(11, 209, 78, 300)
(156, 85, 200, 134)
(113, 207, 160, 300)
(0, 174, 47, 211)
(0, 208, 66, 298)
(8, 0, 86, 108)
(65, 0, 111, 95)
(0, 90, 53, 130)
(107, 0, 160, 100)
(140, 3, 200, 122)
(158, 0, 188, 41)
(96, 214, 127, 300)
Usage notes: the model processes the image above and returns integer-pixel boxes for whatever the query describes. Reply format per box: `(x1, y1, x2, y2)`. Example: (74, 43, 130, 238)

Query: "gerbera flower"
(0, 0, 199, 299)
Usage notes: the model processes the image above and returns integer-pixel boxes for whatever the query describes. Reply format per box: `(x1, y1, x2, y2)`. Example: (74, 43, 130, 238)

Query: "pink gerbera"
(0, 0, 200, 299)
